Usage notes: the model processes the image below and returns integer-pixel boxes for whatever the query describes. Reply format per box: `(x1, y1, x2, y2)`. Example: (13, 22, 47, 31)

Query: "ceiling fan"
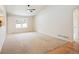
(27, 5, 36, 12)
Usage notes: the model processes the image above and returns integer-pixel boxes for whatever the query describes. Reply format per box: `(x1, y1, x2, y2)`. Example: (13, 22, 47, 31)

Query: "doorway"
(73, 9, 79, 43)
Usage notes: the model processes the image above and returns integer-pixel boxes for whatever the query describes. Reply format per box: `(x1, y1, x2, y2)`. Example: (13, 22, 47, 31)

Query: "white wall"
(0, 6, 6, 52)
(35, 6, 79, 41)
(7, 15, 35, 34)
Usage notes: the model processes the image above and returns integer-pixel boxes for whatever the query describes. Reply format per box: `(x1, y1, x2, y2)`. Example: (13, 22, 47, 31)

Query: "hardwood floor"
(1, 32, 79, 54)
(48, 42, 79, 54)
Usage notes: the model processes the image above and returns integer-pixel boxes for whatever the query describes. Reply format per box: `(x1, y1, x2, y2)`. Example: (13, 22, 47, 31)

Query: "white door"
(73, 9, 79, 42)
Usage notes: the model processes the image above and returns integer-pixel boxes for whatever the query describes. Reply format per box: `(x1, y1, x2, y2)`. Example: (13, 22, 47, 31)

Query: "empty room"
(0, 5, 79, 54)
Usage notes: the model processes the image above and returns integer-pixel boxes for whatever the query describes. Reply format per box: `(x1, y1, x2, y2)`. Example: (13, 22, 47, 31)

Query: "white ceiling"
(6, 5, 46, 16)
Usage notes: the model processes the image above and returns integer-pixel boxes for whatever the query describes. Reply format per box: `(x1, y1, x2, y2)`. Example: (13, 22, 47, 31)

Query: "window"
(16, 24, 21, 28)
(16, 18, 28, 28)
(16, 23, 28, 28)
(22, 23, 28, 28)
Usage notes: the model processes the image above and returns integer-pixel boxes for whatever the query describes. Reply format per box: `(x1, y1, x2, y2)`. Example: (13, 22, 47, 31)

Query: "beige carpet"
(1, 32, 67, 54)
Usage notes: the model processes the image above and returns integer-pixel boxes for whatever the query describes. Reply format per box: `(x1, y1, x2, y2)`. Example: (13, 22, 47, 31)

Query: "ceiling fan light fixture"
(27, 5, 36, 12)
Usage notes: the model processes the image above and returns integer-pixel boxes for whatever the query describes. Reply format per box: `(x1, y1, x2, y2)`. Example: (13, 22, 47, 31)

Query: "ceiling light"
(27, 5, 36, 12)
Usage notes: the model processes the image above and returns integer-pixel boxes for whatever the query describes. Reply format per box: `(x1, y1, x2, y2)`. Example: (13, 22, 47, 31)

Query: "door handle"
(0, 20, 2, 27)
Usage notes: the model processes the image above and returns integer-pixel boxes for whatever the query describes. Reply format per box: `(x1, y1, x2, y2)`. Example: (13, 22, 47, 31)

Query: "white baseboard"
(38, 32, 70, 42)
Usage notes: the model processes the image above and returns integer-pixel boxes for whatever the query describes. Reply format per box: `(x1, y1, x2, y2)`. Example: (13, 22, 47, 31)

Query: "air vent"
(58, 35, 69, 39)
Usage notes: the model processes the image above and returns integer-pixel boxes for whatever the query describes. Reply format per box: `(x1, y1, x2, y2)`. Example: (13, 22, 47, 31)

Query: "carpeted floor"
(1, 32, 67, 54)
